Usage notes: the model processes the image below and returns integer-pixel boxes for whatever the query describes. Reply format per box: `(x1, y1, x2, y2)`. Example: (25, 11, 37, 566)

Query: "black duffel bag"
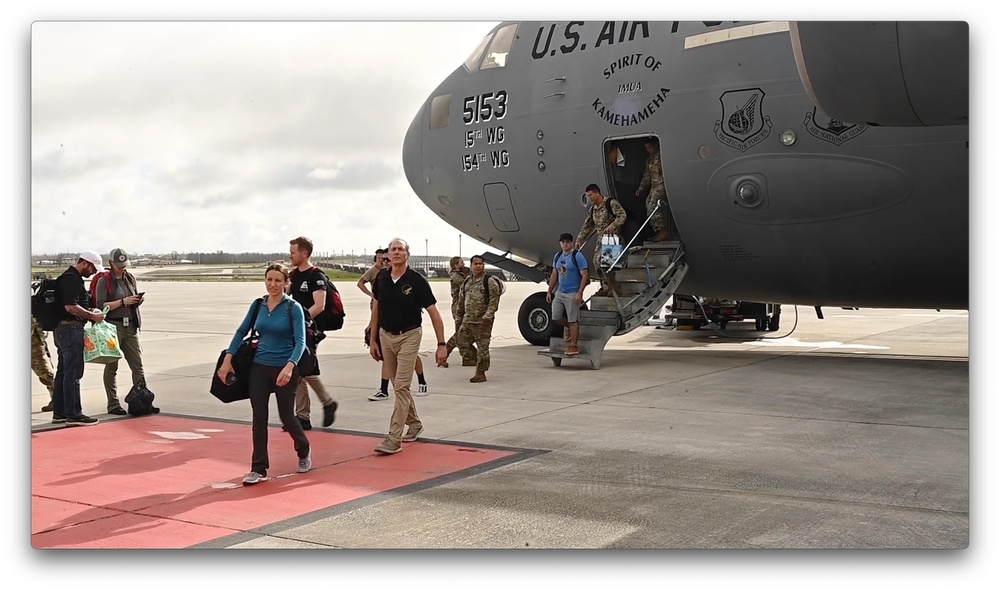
(211, 298, 263, 403)
(125, 378, 160, 416)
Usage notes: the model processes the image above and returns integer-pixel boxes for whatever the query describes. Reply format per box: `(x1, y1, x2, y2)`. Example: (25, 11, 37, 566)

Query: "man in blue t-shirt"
(546, 233, 590, 355)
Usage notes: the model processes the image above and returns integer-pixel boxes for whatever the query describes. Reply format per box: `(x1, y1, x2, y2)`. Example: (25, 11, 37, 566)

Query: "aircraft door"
(483, 182, 519, 232)
(603, 136, 676, 245)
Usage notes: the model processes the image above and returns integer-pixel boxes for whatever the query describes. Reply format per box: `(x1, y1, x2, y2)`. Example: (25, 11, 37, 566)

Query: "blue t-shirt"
(553, 250, 588, 294)
(227, 295, 306, 367)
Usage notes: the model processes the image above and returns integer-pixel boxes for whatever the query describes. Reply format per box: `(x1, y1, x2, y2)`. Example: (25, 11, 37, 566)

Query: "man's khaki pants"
(379, 327, 422, 444)
(104, 322, 144, 412)
(295, 375, 335, 422)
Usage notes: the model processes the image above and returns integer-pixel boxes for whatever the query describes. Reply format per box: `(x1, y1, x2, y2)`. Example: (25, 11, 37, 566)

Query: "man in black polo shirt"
(287, 236, 339, 430)
(53, 250, 107, 425)
(368, 238, 448, 454)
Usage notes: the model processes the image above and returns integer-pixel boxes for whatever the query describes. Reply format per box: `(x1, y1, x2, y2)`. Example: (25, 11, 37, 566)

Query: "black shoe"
(109, 407, 128, 416)
(66, 414, 99, 426)
(51, 414, 66, 424)
(41, 403, 54, 412)
(323, 401, 338, 427)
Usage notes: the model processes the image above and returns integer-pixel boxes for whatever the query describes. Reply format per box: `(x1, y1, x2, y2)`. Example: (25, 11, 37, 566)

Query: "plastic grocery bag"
(600, 234, 625, 270)
(83, 307, 123, 364)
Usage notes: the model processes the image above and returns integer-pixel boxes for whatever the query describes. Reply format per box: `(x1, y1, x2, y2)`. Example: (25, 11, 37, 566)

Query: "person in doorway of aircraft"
(576, 183, 627, 295)
(359, 248, 430, 399)
(367, 238, 448, 455)
(547, 233, 589, 356)
(443, 255, 472, 367)
(636, 136, 670, 242)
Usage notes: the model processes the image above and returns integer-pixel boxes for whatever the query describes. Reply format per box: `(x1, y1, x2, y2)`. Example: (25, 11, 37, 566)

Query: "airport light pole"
(425, 239, 428, 274)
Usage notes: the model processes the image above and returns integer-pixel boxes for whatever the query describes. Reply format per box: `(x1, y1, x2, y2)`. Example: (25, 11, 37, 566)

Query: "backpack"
(301, 267, 345, 332)
(31, 278, 62, 331)
(553, 249, 587, 271)
(462, 274, 505, 307)
(124, 378, 159, 416)
(591, 198, 615, 221)
(88, 270, 136, 308)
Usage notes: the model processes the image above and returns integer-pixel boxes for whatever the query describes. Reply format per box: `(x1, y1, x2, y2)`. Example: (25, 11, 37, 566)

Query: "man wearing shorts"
(546, 233, 589, 355)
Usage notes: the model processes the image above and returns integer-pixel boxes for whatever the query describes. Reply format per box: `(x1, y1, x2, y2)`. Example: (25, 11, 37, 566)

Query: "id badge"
(123, 316, 129, 327)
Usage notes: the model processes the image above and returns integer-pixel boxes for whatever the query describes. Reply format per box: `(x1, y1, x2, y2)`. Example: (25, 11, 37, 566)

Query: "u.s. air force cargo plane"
(401, 21, 968, 360)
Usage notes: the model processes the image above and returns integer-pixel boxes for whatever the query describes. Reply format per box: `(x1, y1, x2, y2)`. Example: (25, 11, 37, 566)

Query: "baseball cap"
(79, 250, 105, 273)
(110, 248, 130, 268)
(559, 233, 574, 242)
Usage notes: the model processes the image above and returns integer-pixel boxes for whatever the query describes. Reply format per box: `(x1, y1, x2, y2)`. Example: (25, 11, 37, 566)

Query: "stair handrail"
(608, 199, 664, 271)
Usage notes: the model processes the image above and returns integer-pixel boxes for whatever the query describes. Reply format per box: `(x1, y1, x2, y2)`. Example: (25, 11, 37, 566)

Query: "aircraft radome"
(401, 21, 968, 347)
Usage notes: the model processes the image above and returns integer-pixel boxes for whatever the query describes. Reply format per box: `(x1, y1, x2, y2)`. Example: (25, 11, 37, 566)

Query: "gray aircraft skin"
(401, 22, 968, 319)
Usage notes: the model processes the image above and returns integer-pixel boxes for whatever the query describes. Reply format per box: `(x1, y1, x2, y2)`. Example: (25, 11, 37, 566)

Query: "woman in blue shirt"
(217, 263, 311, 485)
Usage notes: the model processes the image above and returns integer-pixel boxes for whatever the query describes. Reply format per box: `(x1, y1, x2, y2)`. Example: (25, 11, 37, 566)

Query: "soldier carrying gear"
(636, 136, 670, 242)
(576, 183, 627, 294)
(31, 316, 56, 411)
(443, 256, 472, 368)
(455, 255, 502, 383)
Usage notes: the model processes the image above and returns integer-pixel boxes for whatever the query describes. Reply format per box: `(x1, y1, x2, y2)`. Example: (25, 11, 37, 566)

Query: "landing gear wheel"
(518, 292, 559, 346)
(719, 320, 728, 330)
(767, 309, 781, 332)
(755, 318, 766, 331)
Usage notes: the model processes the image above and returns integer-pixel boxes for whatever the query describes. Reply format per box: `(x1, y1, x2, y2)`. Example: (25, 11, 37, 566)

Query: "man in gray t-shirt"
(93, 248, 145, 415)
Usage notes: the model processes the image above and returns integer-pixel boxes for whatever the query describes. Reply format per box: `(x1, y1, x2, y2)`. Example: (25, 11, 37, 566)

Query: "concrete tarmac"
(29, 275, 969, 549)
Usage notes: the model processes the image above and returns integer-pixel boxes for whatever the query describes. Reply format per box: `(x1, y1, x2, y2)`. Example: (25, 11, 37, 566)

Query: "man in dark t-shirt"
(368, 238, 448, 455)
(52, 250, 107, 426)
(287, 236, 339, 430)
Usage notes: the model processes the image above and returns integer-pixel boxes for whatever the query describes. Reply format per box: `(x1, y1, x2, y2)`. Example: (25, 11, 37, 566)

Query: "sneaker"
(374, 438, 402, 454)
(368, 389, 389, 401)
(402, 424, 423, 442)
(564, 345, 580, 356)
(108, 407, 128, 416)
(51, 414, 66, 424)
(296, 448, 312, 473)
(65, 414, 99, 426)
(242, 471, 267, 485)
(415, 383, 428, 397)
(322, 401, 338, 427)
(41, 403, 54, 412)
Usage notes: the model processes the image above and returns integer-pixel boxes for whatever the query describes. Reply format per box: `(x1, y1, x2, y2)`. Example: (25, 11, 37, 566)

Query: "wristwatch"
(437, 341, 447, 346)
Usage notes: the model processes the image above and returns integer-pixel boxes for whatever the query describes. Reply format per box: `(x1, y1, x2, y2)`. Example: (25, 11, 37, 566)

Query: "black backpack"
(125, 378, 159, 416)
(294, 267, 345, 332)
(462, 274, 505, 307)
(31, 278, 62, 331)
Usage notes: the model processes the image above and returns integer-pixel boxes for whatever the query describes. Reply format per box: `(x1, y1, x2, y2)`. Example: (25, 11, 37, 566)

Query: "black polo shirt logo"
(402, 284, 413, 295)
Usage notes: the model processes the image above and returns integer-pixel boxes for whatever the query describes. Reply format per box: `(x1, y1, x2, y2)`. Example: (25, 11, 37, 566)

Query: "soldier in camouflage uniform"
(636, 137, 670, 242)
(443, 256, 472, 367)
(455, 255, 502, 383)
(31, 316, 56, 411)
(576, 183, 627, 292)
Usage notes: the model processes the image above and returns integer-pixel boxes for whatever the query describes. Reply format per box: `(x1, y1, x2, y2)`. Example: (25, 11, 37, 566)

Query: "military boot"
(470, 371, 487, 383)
(652, 229, 670, 242)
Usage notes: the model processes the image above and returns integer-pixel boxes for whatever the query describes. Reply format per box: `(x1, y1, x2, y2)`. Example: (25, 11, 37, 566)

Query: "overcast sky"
(29, 20, 501, 257)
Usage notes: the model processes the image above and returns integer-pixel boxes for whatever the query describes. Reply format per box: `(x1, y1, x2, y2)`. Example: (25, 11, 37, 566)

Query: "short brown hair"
(265, 262, 290, 282)
(289, 236, 313, 257)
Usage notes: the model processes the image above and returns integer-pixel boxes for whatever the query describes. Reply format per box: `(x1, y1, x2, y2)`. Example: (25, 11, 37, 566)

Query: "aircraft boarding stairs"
(538, 201, 688, 369)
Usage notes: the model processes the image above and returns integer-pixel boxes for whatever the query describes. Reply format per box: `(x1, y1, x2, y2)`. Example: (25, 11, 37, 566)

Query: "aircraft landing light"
(31, 415, 540, 549)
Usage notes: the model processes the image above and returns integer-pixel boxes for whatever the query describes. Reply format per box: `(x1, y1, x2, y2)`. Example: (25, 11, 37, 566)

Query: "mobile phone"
(137, 292, 146, 297)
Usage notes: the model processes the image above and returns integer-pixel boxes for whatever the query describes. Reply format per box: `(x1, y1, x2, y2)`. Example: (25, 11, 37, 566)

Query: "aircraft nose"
(401, 103, 424, 197)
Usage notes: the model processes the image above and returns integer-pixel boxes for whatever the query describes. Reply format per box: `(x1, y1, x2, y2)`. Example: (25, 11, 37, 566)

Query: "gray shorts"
(551, 291, 580, 323)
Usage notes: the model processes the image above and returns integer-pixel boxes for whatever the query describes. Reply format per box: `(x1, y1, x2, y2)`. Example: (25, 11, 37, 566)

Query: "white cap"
(78, 250, 105, 273)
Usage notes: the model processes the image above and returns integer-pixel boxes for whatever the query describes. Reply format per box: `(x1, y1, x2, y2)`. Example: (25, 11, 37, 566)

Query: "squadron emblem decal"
(714, 88, 772, 152)
(804, 108, 868, 145)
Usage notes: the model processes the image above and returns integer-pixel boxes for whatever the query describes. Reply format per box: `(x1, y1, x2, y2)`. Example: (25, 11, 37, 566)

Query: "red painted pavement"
(31, 415, 518, 548)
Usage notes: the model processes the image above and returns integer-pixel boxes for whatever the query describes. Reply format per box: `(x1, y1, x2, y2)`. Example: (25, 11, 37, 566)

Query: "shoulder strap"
(249, 296, 265, 333)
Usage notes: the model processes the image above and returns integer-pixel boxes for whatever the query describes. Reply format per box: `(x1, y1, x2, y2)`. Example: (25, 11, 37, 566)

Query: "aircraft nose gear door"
(483, 182, 519, 232)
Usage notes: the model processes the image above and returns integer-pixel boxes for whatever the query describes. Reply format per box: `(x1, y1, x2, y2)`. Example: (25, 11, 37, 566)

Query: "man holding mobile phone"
(93, 248, 146, 415)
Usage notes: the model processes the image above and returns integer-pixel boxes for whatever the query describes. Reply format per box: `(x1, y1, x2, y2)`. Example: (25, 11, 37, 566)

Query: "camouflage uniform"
(445, 267, 472, 362)
(31, 317, 55, 397)
(577, 197, 628, 283)
(638, 148, 667, 233)
(456, 273, 502, 373)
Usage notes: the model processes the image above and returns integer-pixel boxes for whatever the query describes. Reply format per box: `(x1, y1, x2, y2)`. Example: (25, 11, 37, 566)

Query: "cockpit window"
(463, 34, 493, 71)
(481, 24, 516, 70)
(430, 94, 451, 130)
